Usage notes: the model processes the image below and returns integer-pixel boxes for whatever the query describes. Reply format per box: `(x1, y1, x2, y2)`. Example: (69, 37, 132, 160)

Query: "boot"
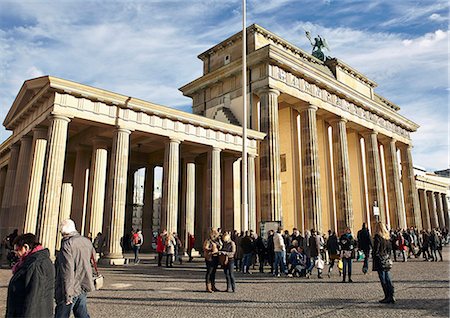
(206, 283, 213, 293)
(212, 284, 220, 292)
(379, 284, 389, 303)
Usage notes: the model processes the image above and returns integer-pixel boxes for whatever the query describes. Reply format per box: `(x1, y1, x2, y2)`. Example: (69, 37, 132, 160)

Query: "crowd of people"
(201, 224, 449, 303)
(1, 222, 447, 316)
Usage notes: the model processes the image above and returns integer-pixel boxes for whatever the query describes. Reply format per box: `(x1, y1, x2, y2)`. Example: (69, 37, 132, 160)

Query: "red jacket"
(156, 235, 165, 253)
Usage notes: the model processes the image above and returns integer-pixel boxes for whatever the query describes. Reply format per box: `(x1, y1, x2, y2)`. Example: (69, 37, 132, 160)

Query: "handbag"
(315, 258, 324, 270)
(379, 254, 393, 271)
(218, 253, 229, 267)
(91, 253, 104, 290)
(93, 274, 104, 290)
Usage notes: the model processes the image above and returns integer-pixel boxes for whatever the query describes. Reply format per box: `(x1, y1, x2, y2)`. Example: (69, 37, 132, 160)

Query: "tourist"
(174, 232, 183, 264)
(220, 232, 237, 292)
(55, 219, 96, 318)
(273, 227, 287, 277)
(267, 229, 275, 274)
(288, 245, 307, 277)
(131, 229, 143, 264)
(203, 228, 222, 293)
(326, 230, 340, 278)
(429, 229, 442, 261)
(235, 231, 244, 272)
(396, 232, 407, 262)
(6, 233, 54, 317)
(93, 232, 106, 257)
(307, 229, 323, 279)
(187, 232, 195, 262)
(357, 223, 372, 274)
(156, 229, 167, 267)
(372, 222, 395, 304)
(340, 227, 355, 283)
(255, 232, 267, 273)
(240, 231, 254, 274)
(165, 232, 176, 267)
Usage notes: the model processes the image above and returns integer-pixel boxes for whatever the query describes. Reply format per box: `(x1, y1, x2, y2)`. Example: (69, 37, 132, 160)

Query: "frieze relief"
(270, 65, 410, 139)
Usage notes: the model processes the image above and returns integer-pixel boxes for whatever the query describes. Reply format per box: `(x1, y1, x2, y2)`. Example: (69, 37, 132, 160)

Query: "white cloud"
(0, 0, 448, 171)
(429, 13, 447, 22)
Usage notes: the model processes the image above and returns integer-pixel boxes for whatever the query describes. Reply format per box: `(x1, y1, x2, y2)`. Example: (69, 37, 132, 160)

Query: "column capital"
(212, 146, 222, 152)
(254, 86, 280, 97)
(20, 134, 33, 142)
(32, 127, 48, 139)
(361, 129, 379, 138)
(92, 136, 110, 149)
(329, 117, 348, 125)
(10, 142, 20, 151)
(116, 127, 132, 135)
(300, 104, 318, 113)
(248, 153, 257, 159)
(49, 114, 71, 123)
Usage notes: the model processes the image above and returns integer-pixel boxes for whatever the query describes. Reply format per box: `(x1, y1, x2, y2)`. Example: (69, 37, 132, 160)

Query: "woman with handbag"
(373, 222, 395, 304)
(220, 232, 236, 292)
(203, 229, 222, 293)
(339, 227, 355, 283)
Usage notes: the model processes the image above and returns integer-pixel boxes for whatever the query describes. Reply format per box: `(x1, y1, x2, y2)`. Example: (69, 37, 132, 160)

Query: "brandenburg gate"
(0, 24, 446, 263)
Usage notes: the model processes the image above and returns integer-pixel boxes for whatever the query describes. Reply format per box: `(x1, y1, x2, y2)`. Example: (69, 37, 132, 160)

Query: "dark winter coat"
(240, 236, 254, 254)
(357, 227, 372, 251)
(6, 248, 55, 318)
(326, 234, 340, 256)
(372, 234, 392, 272)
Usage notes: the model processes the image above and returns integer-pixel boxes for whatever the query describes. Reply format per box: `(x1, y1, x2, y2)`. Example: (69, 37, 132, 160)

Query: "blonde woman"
(220, 232, 237, 292)
(373, 222, 395, 304)
(203, 229, 221, 293)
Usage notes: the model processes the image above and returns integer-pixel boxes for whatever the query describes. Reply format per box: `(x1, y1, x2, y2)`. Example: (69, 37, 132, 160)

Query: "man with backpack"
(131, 229, 144, 264)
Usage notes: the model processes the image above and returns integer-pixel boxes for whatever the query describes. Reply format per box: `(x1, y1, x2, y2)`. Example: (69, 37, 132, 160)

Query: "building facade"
(0, 25, 445, 264)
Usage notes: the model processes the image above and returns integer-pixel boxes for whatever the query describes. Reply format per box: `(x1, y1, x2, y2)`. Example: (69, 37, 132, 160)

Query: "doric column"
(257, 88, 282, 222)
(10, 135, 33, 230)
(24, 128, 48, 234)
(71, 145, 91, 232)
(38, 115, 70, 259)
(383, 138, 407, 229)
(400, 145, 422, 228)
(162, 138, 180, 234)
(363, 130, 385, 227)
(418, 189, 431, 230)
(86, 138, 109, 238)
(248, 153, 257, 231)
(185, 160, 196, 244)
(124, 169, 136, 237)
(56, 183, 73, 250)
(442, 194, 449, 229)
(208, 147, 221, 229)
(300, 105, 322, 232)
(435, 192, 445, 229)
(141, 165, 154, 252)
(0, 143, 20, 236)
(330, 118, 353, 233)
(0, 167, 7, 219)
(103, 128, 131, 264)
(427, 191, 438, 228)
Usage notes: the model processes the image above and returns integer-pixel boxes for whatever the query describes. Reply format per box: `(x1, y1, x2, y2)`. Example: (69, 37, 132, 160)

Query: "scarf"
(12, 245, 44, 274)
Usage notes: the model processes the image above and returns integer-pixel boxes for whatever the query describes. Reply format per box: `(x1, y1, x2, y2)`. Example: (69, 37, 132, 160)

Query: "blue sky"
(0, 0, 448, 170)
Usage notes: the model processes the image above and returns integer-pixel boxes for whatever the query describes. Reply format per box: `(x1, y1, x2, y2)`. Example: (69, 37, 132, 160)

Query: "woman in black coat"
(6, 233, 55, 318)
(372, 222, 395, 304)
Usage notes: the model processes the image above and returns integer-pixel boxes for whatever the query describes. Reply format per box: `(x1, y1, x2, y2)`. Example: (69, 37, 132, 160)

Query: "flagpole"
(241, 0, 249, 231)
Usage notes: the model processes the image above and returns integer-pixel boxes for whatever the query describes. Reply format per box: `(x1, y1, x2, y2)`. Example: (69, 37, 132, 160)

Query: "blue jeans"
(133, 245, 141, 263)
(362, 249, 370, 273)
(55, 292, 90, 318)
(224, 259, 236, 291)
(342, 257, 352, 281)
(242, 253, 253, 273)
(377, 270, 394, 299)
(307, 256, 322, 276)
(273, 251, 287, 275)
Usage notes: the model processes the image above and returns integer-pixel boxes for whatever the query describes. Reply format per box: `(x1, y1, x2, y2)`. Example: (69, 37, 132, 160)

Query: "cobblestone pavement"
(0, 247, 448, 318)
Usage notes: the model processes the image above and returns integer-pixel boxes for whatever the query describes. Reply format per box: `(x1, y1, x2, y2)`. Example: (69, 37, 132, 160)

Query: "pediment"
(3, 76, 51, 128)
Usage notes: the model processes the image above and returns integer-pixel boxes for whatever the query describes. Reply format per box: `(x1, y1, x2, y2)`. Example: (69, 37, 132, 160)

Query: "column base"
(99, 254, 126, 265)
